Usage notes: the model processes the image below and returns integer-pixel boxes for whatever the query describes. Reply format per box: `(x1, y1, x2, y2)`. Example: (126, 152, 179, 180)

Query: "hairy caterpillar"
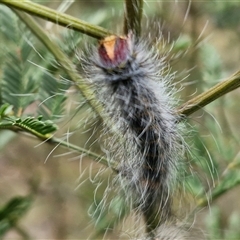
(82, 32, 185, 237)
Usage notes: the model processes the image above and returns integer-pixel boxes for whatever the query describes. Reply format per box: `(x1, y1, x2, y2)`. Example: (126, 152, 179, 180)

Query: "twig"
(49, 137, 116, 171)
(0, 124, 114, 171)
(197, 151, 240, 208)
(0, 0, 110, 39)
(197, 179, 240, 208)
(124, 0, 143, 38)
(177, 71, 240, 116)
(13, 9, 103, 120)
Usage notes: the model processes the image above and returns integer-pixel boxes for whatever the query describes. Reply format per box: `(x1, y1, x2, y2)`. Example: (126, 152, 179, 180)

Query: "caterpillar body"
(82, 33, 184, 236)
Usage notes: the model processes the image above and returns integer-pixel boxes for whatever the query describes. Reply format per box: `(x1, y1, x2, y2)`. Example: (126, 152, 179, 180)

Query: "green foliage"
(0, 103, 58, 138)
(37, 72, 69, 120)
(0, 196, 32, 237)
(90, 195, 129, 236)
(2, 39, 38, 114)
(205, 1, 240, 29)
(0, 6, 72, 121)
(206, 207, 240, 240)
(0, 6, 18, 45)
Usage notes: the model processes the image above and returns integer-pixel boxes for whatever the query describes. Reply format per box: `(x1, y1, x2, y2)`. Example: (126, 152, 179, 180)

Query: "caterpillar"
(81, 33, 185, 237)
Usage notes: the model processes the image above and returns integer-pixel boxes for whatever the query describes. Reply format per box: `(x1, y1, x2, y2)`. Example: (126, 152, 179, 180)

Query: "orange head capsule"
(98, 35, 129, 67)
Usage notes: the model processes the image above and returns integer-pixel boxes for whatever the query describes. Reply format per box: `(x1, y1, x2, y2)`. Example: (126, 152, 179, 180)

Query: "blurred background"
(0, 0, 240, 239)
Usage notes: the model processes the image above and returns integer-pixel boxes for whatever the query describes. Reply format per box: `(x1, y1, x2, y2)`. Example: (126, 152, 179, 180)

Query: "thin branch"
(13, 9, 103, 120)
(49, 137, 116, 171)
(0, 124, 115, 171)
(177, 70, 240, 117)
(197, 151, 240, 208)
(197, 179, 240, 208)
(124, 0, 143, 38)
(0, 0, 111, 39)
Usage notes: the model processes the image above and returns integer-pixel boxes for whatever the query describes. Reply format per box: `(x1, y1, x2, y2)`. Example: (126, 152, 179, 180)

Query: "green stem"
(0, 123, 114, 171)
(49, 137, 116, 171)
(0, 0, 110, 39)
(124, 0, 143, 38)
(197, 179, 240, 208)
(197, 151, 240, 208)
(4, 3, 240, 125)
(13, 9, 103, 120)
(178, 70, 240, 116)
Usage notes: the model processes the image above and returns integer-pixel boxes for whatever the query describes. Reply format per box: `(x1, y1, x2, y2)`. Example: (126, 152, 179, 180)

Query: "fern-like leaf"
(1, 10, 38, 115)
(37, 71, 70, 120)
(0, 6, 18, 44)
(0, 6, 71, 121)
(0, 103, 58, 137)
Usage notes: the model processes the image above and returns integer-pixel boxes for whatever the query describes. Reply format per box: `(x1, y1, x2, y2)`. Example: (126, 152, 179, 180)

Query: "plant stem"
(49, 137, 115, 171)
(13, 9, 103, 119)
(197, 179, 240, 208)
(0, 0, 110, 39)
(177, 70, 240, 117)
(0, 123, 114, 171)
(197, 151, 240, 208)
(124, 0, 143, 38)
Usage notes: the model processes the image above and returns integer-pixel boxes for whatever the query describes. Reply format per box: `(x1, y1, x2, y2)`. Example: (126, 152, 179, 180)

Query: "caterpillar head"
(98, 34, 133, 68)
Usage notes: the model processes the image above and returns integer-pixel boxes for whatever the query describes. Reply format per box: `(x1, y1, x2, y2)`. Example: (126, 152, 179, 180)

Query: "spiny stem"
(0, 0, 110, 39)
(124, 0, 143, 38)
